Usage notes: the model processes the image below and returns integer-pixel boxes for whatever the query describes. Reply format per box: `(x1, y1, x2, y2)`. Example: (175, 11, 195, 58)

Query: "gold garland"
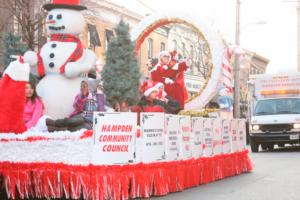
(179, 108, 218, 117)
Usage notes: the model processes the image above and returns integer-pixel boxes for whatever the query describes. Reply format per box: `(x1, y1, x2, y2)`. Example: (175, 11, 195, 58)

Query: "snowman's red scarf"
(37, 34, 84, 77)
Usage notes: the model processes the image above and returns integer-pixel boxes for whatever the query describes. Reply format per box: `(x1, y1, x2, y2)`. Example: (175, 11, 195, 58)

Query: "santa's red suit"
(150, 51, 188, 108)
(0, 59, 30, 133)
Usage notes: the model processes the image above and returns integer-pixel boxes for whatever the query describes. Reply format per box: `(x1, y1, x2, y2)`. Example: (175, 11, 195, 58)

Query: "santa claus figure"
(150, 50, 188, 108)
(23, 0, 97, 119)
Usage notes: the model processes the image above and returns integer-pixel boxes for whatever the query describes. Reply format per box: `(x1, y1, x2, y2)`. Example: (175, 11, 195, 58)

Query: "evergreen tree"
(101, 20, 141, 107)
(3, 32, 27, 67)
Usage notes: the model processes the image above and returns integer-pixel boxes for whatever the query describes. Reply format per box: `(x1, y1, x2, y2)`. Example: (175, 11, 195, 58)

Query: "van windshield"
(254, 98, 300, 116)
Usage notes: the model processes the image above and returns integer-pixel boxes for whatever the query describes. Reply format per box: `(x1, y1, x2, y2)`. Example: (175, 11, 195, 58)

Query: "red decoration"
(51, 0, 81, 5)
(0, 150, 253, 199)
(0, 75, 27, 134)
(43, 0, 86, 11)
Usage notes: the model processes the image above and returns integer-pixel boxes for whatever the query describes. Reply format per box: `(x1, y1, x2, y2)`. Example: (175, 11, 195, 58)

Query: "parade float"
(0, 0, 252, 199)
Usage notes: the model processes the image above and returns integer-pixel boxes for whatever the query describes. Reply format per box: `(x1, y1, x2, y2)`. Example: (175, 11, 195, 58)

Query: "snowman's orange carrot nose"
(46, 20, 56, 24)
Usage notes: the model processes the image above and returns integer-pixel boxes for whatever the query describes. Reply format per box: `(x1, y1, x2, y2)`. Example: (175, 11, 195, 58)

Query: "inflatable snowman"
(24, 0, 97, 119)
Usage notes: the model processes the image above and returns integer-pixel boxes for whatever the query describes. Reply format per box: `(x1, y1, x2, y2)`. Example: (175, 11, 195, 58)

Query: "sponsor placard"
(179, 116, 192, 159)
(230, 119, 239, 152)
(92, 112, 136, 164)
(238, 119, 247, 151)
(191, 117, 204, 158)
(212, 118, 223, 155)
(203, 118, 213, 157)
(140, 113, 165, 163)
(165, 114, 180, 161)
(222, 119, 231, 153)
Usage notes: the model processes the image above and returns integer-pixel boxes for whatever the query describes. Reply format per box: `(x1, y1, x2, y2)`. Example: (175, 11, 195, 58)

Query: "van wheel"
(251, 141, 259, 152)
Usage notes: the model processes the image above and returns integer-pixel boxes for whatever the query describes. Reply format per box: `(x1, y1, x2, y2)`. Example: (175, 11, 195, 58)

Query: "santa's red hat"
(43, 0, 87, 11)
(140, 81, 159, 97)
(0, 58, 30, 134)
(154, 82, 167, 98)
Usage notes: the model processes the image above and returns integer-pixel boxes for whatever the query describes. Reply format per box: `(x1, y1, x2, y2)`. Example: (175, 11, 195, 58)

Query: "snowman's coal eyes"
(48, 15, 53, 20)
(57, 14, 62, 20)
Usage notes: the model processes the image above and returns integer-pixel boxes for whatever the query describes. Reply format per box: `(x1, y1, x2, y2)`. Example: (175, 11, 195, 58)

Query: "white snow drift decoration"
(0, 129, 93, 165)
(131, 12, 224, 110)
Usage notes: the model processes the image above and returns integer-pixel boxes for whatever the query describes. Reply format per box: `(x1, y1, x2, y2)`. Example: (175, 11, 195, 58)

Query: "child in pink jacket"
(23, 81, 44, 129)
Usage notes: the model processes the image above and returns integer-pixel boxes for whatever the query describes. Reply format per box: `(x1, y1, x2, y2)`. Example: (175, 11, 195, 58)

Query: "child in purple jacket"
(46, 80, 105, 132)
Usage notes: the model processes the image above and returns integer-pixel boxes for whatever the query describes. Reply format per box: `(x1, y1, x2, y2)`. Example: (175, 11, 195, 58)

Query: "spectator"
(23, 81, 44, 129)
(46, 80, 104, 132)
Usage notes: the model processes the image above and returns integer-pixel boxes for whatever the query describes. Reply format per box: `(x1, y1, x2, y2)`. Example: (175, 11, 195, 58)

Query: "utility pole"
(234, 0, 241, 118)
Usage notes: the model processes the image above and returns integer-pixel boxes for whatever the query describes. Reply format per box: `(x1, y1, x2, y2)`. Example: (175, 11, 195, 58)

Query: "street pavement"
(155, 145, 300, 200)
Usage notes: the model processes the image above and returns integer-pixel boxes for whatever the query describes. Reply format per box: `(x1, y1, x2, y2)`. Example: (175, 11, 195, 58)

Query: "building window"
(160, 42, 165, 51)
(172, 40, 177, 51)
(105, 29, 114, 51)
(88, 24, 101, 50)
(147, 38, 153, 59)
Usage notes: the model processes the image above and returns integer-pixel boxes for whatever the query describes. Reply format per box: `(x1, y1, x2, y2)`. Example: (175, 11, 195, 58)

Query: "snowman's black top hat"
(43, 0, 87, 11)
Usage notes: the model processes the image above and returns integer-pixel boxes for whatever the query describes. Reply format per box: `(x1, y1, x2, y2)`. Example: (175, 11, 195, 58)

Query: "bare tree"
(0, 0, 47, 50)
(175, 33, 211, 79)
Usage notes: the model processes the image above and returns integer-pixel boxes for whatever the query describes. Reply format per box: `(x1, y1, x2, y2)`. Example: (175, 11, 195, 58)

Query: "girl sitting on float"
(23, 80, 44, 129)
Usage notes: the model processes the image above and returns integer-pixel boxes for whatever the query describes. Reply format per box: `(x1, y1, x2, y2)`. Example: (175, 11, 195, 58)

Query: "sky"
(123, 0, 298, 74)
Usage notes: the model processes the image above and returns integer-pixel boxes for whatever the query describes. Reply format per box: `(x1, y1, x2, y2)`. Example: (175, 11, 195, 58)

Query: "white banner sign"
(92, 112, 136, 164)
(191, 117, 204, 159)
(203, 118, 213, 157)
(238, 119, 247, 151)
(165, 114, 180, 161)
(212, 118, 223, 155)
(179, 116, 192, 160)
(230, 119, 239, 152)
(222, 119, 231, 153)
(141, 113, 165, 163)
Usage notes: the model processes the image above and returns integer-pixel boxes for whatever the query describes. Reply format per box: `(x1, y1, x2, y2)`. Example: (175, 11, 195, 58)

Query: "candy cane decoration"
(222, 45, 245, 94)
(222, 47, 234, 93)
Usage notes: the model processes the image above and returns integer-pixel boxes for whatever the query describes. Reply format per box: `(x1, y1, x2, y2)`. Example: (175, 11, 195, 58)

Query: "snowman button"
(49, 62, 55, 68)
(49, 53, 55, 58)
(51, 43, 57, 48)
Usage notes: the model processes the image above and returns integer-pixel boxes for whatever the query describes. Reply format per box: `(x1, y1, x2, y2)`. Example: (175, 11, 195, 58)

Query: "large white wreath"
(131, 12, 224, 110)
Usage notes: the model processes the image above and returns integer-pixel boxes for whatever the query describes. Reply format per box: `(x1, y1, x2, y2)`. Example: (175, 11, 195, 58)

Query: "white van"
(249, 74, 300, 152)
